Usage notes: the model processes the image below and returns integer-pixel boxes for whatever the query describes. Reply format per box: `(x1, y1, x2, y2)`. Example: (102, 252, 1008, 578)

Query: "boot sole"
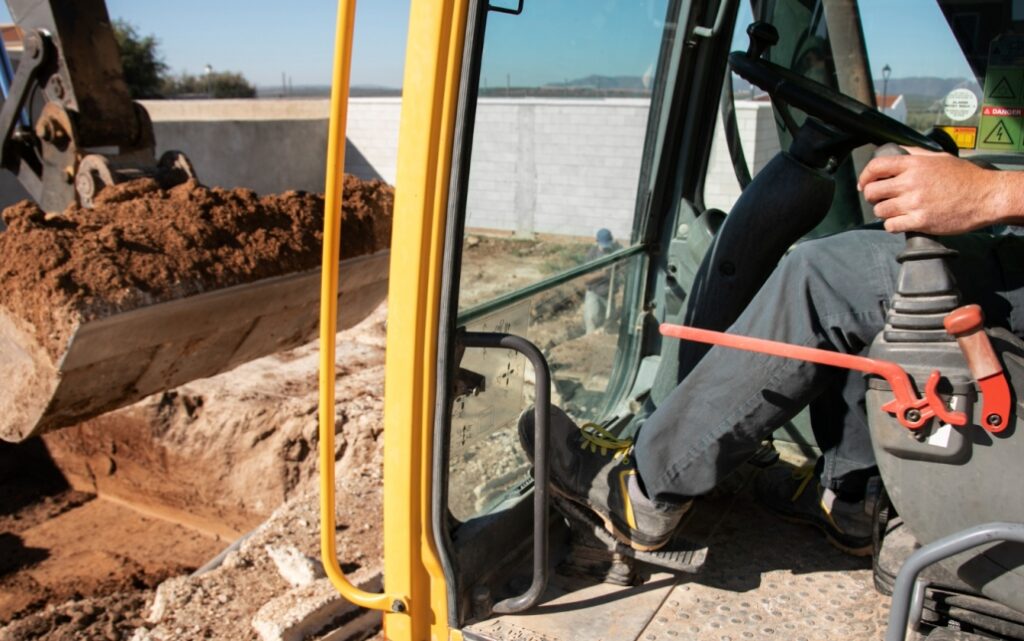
(549, 482, 671, 552)
(774, 512, 872, 557)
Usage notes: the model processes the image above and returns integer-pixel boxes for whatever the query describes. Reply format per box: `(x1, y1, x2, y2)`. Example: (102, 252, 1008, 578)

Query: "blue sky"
(0, 1, 410, 88)
(481, 0, 669, 88)
(732, 1, 973, 83)
(0, 1, 976, 89)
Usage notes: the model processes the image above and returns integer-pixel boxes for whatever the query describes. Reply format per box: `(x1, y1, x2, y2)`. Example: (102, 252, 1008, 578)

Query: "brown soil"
(0, 304, 389, 641)
(0, 439, 223, 637)
(0, 232, 608, 640)
(0, 175, 393, 360)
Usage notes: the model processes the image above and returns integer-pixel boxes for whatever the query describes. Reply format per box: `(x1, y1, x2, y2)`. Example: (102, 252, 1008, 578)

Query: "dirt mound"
(1, 591, 152, 641)
(42, 303, 389, 535)
(0, 175, 393, 359)
(0, 303, 389, 640)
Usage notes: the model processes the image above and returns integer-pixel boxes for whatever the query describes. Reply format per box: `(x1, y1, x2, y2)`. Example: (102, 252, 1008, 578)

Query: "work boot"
(755, 462, 873, 557)
(518, 406, 690, 552)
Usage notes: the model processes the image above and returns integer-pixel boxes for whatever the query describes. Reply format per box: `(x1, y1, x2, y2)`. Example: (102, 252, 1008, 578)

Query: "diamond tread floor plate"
(465, 461, 894, 641)
(639, 491, 891, 640)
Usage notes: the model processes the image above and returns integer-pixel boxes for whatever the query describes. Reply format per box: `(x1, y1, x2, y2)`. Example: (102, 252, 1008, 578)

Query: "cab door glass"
(459, 0, 668, 312)
(449, 0, 671, 522)
(707, 0, 995, 218)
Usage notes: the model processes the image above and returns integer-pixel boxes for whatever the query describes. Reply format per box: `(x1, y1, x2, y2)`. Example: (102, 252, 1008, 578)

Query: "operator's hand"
(857, 152, 1024, 235)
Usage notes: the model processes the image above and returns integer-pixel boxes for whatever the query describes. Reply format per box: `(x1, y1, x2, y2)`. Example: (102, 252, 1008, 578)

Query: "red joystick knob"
(944, 304, 984, 336)
(944, 304, 1003, 382)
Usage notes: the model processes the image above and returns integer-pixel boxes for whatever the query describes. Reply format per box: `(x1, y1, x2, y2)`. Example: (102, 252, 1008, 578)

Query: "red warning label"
(983, 106, 1024, 117)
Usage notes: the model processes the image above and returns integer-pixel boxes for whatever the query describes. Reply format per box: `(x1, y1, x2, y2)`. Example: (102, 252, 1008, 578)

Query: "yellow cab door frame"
(319, 1, 470, 640)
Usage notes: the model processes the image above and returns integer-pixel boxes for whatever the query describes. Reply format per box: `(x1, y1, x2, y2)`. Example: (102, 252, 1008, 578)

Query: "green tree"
(112, 20, 167, 99)
(162, 71, 257, 99)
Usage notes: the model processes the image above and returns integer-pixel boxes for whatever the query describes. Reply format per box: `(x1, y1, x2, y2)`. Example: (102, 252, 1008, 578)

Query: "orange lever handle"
(943, 305, 1012, 433)
(944, 305, 1002, 380)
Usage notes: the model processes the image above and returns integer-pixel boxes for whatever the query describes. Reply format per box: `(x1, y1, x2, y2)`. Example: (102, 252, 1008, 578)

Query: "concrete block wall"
(466, 99, 652, 240)
(0, 98, 778, 238)
(703, 100, 780, 213)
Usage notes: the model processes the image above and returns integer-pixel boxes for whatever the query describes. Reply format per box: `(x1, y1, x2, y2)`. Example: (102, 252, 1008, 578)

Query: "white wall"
(704, 100, 781, 213)
(466, 98, 653, 240)
(0, 98, 780, 238)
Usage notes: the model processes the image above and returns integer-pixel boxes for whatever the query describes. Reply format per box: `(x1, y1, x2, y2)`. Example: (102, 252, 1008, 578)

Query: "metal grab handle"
(886, 522, 1024, 641)
(693, 0, 734, 38)
(318, 0, 397, 614)
(461, 332, 551, 614)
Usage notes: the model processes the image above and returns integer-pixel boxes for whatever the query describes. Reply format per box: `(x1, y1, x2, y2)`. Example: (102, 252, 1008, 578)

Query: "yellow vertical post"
(320, 0, 471, 637)
(381, 0, 470, 639)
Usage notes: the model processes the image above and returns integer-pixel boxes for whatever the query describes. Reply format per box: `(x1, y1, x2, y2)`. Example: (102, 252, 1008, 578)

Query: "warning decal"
(988, 75, 1017, 100)
(979, 34, 1024, 151)
(939, 126, 977, 150)
(984, 120, 1015, 145)
(982, 106, 1024, 117)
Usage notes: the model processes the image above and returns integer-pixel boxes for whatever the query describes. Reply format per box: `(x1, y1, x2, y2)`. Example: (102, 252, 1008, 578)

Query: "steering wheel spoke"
(730, 22, 942, 153)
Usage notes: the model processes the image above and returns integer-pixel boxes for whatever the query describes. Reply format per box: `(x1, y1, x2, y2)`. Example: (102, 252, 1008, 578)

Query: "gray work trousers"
(636, 227, 1024, 503)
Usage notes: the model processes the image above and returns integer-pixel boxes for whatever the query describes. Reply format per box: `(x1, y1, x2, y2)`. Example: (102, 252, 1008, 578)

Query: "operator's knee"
(775, 231, 894, 300)
(762, 237, 833, 296)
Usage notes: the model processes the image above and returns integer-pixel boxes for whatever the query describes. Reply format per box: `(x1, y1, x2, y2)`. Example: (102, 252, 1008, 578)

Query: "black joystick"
(746, 21, 779, 59)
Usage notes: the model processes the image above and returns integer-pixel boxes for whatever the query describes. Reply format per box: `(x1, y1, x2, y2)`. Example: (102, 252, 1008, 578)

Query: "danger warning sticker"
(983, 119, 1016, 145)
(939, 126, 978, 150)
(983, 106, 1024, 117)
(979, 34, 1024, 151)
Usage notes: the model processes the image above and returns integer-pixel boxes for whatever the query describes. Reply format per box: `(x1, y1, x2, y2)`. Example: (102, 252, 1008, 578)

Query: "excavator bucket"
(0, 250, 389, 442)
(0, 1, 394, 443)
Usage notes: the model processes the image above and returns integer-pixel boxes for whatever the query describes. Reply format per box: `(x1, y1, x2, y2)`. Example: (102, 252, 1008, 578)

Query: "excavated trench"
(0, 198, 608, 640)
(0, 178, 394, 641)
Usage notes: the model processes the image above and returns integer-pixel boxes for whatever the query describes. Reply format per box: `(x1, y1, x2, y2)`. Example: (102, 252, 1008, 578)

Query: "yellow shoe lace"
(578, 422, 634, 465)
(789, 464, 816, 502)
(788, 463, 843, 531)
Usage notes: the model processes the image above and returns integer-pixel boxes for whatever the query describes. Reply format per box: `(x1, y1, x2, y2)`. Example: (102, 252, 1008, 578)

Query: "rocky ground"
(1, 303, 388, 641)
(0, 230, 612, 641)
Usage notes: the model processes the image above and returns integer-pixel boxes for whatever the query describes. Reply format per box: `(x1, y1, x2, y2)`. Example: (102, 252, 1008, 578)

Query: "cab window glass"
(458, 0, 668, 313)
(449, 0, 673, 522)
(705, 0, 1013, 217)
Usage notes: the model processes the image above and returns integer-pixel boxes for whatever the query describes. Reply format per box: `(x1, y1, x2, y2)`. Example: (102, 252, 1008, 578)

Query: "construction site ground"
(1, 233, 894, 641)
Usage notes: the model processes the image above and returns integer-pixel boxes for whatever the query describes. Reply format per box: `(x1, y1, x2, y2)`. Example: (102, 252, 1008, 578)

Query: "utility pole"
(881, 64, 891, 112)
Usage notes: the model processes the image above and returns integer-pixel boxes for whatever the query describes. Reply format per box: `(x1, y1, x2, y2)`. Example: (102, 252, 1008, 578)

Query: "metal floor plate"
(465, 462, 893, 641)
(640, 491, 891, 641)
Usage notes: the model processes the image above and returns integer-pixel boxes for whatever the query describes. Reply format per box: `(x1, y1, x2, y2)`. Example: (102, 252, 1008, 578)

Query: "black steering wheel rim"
(729, 51, 943, 152)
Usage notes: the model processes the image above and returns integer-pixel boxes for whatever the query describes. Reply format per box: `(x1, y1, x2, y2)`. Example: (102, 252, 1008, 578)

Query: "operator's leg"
(636, 229, 1024, 502)
(522, 228, 1024, 552)
(808, 368, 877, 500)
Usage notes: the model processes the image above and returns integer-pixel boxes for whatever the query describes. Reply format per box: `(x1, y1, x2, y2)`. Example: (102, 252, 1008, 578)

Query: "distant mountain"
(873, 76, 979, 100)
(548, 75, 647, 90)
(730, 74, 980, 103)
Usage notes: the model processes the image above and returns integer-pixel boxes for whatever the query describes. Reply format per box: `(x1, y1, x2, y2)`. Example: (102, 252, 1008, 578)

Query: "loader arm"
(1, 0, 194, 212)
(0, 0, 392, 443)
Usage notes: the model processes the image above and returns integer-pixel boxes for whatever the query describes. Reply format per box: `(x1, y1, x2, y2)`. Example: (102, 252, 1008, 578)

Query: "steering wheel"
(730, 23, 943, 153)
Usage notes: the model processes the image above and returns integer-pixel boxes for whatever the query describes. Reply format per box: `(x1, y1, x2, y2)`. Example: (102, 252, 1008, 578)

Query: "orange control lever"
(660, 323, 966, 430)
(943, 305, 1012, 433)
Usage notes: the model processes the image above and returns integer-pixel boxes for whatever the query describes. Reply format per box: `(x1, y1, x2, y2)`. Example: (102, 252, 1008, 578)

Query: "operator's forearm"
(860, 154, 1024, 235)
(987, 169, 1024, 227)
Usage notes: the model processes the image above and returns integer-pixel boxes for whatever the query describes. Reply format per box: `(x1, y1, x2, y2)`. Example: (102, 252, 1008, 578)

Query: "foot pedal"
(553, 497, 708, 574)
(561, 528, 639, 586)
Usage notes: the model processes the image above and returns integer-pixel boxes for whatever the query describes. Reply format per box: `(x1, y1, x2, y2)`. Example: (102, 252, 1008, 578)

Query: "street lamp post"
(881, 64, 891, 112)
(204, 64, 213, 97)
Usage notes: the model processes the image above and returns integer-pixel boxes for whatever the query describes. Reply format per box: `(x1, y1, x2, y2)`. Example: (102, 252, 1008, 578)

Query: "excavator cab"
(319, 0, 1024, 639)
